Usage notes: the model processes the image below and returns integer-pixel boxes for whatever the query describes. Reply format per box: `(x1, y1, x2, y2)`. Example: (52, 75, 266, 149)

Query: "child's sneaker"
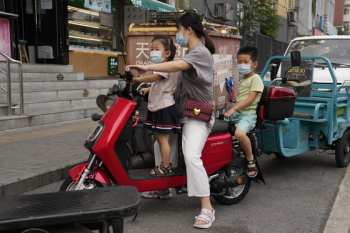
(142, 191, 159, 199)
(158, 188, 172, 200)
(142, 188, 172, 200)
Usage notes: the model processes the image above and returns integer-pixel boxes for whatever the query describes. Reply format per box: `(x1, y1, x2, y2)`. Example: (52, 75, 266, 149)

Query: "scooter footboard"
(69, 164, 111, 185)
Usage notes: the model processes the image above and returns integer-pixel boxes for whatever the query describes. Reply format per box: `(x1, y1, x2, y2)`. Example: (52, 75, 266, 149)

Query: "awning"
(130, 0, 174, 12)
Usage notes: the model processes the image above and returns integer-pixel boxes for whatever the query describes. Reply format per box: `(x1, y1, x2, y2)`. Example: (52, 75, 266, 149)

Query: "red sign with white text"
(0, 18, 11, 61)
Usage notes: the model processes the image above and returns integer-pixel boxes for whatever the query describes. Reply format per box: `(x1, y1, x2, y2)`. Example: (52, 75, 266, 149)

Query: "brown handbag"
(184, 98, 213, 122)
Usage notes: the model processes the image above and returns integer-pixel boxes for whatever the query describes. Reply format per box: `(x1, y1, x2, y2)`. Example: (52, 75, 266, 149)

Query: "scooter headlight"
(86, 121, 104, 142)
(85, 121, 105, 151)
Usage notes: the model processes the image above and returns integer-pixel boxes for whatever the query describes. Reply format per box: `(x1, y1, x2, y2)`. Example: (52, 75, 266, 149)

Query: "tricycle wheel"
(212, 167, 251, 205)
(274, 153, 286, 158)
(335, 130, 350, 168)
(59, 177, 104, 192)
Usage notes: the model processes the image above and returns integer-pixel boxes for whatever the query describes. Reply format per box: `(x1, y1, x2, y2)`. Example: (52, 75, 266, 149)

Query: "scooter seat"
(210, 120, 230, 134)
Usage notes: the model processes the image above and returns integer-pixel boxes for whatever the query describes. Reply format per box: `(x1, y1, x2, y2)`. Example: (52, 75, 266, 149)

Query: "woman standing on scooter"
(127, 12, 216, 229)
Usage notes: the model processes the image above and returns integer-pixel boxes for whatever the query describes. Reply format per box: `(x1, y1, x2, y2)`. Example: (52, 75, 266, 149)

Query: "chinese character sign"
(126, 32, 241, 116)
(0, 19, 11, 62)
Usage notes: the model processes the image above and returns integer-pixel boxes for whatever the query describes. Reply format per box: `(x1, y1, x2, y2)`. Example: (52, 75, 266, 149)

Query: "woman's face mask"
(150, 51, 165, 64)
(237, 64, 252, 75)
(176, 28, 188, 47)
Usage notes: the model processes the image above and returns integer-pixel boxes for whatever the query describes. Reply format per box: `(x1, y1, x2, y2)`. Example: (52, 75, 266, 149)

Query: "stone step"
(0, 63, 73, 73)
(0, 72, 84, 82)
(0, 103, 11, 116)
(0, 97, 97, 115)
(0, 79, 119, 92)
(0, 106, 102, 131)
(0, 88, 109, 104)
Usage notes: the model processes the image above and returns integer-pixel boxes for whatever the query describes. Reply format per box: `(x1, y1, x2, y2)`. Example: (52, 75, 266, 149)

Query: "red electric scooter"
(59, 65, 272, 205)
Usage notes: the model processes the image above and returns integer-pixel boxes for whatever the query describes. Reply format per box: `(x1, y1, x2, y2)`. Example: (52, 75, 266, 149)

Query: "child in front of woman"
(131, 34, 180, 177)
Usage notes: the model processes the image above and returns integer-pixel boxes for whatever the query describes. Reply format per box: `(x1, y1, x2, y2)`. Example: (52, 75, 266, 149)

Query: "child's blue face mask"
(237, 64, 252, 75)
(176, 29, 188, 47)
(150, 51, 165, 64)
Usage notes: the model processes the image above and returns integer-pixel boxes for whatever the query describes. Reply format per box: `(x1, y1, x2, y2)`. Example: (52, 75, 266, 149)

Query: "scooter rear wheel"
(212, 167, 251, 205)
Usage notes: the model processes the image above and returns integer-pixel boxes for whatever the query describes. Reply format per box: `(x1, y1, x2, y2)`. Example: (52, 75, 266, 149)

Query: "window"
(344, 8, 350, 15)
(0, 0, 4, 12)
(237, 2, 244, 27)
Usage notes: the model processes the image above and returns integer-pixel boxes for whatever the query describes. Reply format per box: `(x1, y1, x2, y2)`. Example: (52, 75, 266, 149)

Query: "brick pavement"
(0, 119, 96, 197)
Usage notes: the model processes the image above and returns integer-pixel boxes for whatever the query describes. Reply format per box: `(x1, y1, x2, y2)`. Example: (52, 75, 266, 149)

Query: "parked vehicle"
(259, 42, 350, 167)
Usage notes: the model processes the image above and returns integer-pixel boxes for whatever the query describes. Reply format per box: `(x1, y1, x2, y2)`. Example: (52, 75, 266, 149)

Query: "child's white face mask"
(237, 64, 252, 75)
(150, 51, 165, 64)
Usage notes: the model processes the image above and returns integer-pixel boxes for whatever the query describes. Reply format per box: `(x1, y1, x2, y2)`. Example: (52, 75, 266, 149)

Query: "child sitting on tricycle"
(224, 45, 264, 178)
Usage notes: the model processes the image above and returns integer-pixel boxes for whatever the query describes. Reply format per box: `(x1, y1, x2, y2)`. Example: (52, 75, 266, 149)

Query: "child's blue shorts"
(226, 111, 257, 134)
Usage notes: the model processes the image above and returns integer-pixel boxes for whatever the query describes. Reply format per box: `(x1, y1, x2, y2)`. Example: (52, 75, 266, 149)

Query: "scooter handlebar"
(124, 68, 134, 82)
(91, 113, 103, 121)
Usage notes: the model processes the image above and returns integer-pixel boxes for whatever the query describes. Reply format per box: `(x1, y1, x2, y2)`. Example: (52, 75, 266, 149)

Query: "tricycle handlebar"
(261, 56, 338, 97)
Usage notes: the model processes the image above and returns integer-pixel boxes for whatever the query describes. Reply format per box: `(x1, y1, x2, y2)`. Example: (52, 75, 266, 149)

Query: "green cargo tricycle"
(257, 51, 350, 168)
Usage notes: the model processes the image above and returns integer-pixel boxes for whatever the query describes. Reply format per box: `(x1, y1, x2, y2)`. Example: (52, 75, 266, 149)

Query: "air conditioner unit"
(294, 0, 299, 12)
(288, 11, 297, 22)
(215, 3, 234, 21)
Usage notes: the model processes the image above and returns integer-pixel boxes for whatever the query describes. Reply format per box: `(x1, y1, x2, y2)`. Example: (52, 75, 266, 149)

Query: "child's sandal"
(247, 159, 258, 178)
(150, 163, 175, 177)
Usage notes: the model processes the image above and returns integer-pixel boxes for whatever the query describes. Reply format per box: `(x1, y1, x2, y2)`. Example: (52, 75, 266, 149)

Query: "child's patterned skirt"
(144, 104, 181, 134)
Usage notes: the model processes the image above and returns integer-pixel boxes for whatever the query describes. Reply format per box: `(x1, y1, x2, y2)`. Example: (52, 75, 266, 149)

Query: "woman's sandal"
(150, 162, 175, 177)
(247, 159, 258, 178)
(194, 208, 215, 229)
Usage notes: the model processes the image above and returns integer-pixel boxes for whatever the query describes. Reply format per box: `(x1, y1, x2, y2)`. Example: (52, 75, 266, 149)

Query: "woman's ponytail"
(176, 12, 216, 54)
(203, 33, 215, 54)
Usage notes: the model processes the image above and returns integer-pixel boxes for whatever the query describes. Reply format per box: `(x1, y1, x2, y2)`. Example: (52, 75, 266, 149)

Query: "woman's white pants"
(154, 117, 210, 197)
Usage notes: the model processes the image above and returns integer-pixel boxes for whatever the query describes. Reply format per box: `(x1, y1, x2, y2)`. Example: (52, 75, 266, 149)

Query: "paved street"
(0, 119, 94, 197)
(24, 150, 349, 233)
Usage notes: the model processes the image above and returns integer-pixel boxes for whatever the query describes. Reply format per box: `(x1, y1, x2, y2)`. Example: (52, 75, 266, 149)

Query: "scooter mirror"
(96, 95, 117, 113)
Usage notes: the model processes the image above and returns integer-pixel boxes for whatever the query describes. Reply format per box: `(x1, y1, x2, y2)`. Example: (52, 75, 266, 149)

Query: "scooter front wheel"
(59, 177, 105, 192)
(212, 167, 251, 205)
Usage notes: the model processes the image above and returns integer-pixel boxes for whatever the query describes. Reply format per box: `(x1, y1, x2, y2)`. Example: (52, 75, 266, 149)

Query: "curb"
(0, 159, 87, 197)
(324, 165, 350, 233)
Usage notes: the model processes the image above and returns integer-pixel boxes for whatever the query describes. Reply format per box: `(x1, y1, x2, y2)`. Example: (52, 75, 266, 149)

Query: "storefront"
(67, 0, 174, 77)
(0, 0, 174, 77)
(67, 0, 124, 77)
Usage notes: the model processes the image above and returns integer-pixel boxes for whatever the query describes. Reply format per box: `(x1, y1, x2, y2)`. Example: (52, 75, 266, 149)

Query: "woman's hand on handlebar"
(139, 87, 150, 96)
(126, 65, 148, 77)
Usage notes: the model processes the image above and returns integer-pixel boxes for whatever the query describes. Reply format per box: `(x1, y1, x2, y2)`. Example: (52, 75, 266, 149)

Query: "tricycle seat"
(0, 186, 139, 232)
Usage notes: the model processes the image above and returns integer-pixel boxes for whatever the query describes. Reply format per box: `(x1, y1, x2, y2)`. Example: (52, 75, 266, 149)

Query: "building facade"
(344, 0, 350, 28)
(334, 0, 345, 26)
(193, 0, 293, 42)
(274, 0, 295, 42)
(295, 0, 337, 36)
